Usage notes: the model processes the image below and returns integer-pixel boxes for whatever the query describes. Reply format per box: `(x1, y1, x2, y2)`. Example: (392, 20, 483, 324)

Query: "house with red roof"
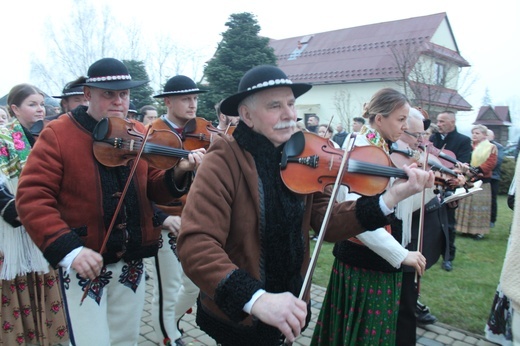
(269, 12, 472, 131)
(473, 106, 512, 145)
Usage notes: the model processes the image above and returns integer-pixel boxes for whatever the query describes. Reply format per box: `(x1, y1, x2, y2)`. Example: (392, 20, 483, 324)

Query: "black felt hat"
(153, 75, 207, 98)
(52, 82, 84, 98)
(80, 58, 147, 90)
(128, 102, 138, 114)
(220, 65, 312, 117)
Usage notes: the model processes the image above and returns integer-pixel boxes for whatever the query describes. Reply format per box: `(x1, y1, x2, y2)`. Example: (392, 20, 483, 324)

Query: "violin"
(419, 141, 479, 177)
(280, 131, 409, 196)
(92, 117, 191, 170)
(419, 141, 457, 168)
(390, 142, 463, 190)
(182, 117, 235, 151)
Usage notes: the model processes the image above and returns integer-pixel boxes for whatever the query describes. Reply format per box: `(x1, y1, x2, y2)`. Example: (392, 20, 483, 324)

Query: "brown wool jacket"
(16, 113, 184, 267)
(177, 133, 375, 328)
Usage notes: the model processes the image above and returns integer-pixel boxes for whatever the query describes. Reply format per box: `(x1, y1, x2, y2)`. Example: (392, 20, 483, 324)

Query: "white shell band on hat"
(62, 91, 84, 96)
(160, 88, 202, 95)
(247, 79, 293, 91)
(86, 75, 132, 82)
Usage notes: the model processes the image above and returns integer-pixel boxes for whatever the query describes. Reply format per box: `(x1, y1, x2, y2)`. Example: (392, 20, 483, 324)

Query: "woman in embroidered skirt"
(456, 124, 497, 240)
(311, 88, 427, 346)
(0, 84, 69, 345)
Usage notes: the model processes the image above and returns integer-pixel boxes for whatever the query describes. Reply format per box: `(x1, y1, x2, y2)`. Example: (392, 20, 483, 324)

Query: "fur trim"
(355, 193, 393, 230)
(214, 269, 263, 322)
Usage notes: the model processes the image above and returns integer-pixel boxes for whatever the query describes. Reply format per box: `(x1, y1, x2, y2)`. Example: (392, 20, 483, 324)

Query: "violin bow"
(415, 145, 429, 286)
(80, 123, 153, 305)
(284, 133, 356, 346)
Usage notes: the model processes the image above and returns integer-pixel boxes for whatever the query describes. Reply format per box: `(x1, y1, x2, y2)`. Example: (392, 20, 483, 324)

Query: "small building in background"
(473, 106, 512, 145)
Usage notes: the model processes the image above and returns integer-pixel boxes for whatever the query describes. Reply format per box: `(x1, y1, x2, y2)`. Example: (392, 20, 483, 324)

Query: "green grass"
(310, 195, 513, 335)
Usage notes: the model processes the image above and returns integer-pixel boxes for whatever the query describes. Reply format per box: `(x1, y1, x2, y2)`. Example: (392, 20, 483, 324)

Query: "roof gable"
(270, 13, 469, 85)
(474, 106, 512, 126)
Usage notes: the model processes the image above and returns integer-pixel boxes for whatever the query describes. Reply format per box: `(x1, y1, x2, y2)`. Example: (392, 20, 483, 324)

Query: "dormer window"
(288, 35, 313, 60)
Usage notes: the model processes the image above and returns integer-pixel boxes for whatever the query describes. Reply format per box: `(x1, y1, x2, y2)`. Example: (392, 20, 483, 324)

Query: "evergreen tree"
(481, 88, 493, 106)
(199, 12, 277, 119)
(123, 60, 155, 110)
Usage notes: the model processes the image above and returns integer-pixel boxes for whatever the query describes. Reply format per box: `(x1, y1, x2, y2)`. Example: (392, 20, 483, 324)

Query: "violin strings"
(113, 139, 190, 158)
(145, 142, 190, 158)
(348, 160, 408, 179)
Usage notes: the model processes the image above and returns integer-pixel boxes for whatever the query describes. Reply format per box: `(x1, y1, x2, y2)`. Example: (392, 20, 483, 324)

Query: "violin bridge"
(129, 139, 135, 151)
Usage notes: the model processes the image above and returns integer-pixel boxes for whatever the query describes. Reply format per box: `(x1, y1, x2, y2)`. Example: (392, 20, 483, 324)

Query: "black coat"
(402, 197, 449, 272)
(332, 131, 348, 148)
(429, 127, 472, 163)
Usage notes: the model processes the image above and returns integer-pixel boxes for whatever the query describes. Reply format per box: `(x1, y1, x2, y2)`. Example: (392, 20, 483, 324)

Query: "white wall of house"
(430, 19, 457, 50)
(295, 81, 404, 132)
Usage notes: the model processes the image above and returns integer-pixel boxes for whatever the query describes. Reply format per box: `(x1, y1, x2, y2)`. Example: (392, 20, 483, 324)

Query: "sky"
(2, 0, 519, 138)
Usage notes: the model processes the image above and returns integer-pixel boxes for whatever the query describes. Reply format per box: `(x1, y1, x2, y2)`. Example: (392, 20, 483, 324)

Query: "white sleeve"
(58, 246, 83, 274)
(356, 228, 408, 268)
(243, 289, 266, 314)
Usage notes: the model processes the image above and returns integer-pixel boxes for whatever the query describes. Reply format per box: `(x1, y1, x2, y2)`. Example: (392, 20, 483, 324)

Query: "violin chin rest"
(93, 118, 110, 141)
(281, 131, 305, 169)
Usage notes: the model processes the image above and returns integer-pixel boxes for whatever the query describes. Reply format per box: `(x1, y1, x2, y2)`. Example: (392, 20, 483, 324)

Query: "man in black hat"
(53, 78, 88, 114)
(176, 65, 434, 345)
(215, 99, 239, 132)
(127, 101, 139, 120)
(150, 75, 207, 346)
(15, 58, 203, 346)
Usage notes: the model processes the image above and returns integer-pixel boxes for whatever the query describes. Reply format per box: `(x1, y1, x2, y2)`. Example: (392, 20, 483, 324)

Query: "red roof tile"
(269, 13, 469, 85)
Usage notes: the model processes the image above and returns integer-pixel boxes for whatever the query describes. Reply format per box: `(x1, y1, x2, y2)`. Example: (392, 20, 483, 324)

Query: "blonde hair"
(472, 124, 488, 135)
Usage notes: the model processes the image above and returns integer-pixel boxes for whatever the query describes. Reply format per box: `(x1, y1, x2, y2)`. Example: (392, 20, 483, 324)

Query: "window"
(435, 62, 446, 86)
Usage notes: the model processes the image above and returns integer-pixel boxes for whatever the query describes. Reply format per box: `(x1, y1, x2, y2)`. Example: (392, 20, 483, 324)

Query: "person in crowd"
(53, 78, 88, 114)
(485, 174, 515, 345)
(456, 124, 497, 239)
(312, 88, 429, 345)
(498, 157, 520, 344)
(351, 116, 365, 133)
(150, 74, 208, 346)
(332, 123, 347, 147)
(0, 105, 10, 126)
(15, 58, 203, 345)
(487, 129, 505, 228)
(215, 99, 240, 132)
(45, 104, 59, 118)
(429, 110, 472, 272)
(514, 137, 520, 160)
(426, 122, 439, 137)
(127, 101, 139, 120)
(1, 83, 69, 345)
(395, 107, 459, 345)
(141, 105, 158, 126)
(177, 68, 433, 346)
(306, 114, 319, 132)
(317, 123, 334, 139)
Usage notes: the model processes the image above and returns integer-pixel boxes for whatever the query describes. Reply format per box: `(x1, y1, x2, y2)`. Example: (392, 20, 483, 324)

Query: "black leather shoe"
(417, 310, 438, 325)
(442, 260, 453, 271)
(174, 338, 186, 346)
